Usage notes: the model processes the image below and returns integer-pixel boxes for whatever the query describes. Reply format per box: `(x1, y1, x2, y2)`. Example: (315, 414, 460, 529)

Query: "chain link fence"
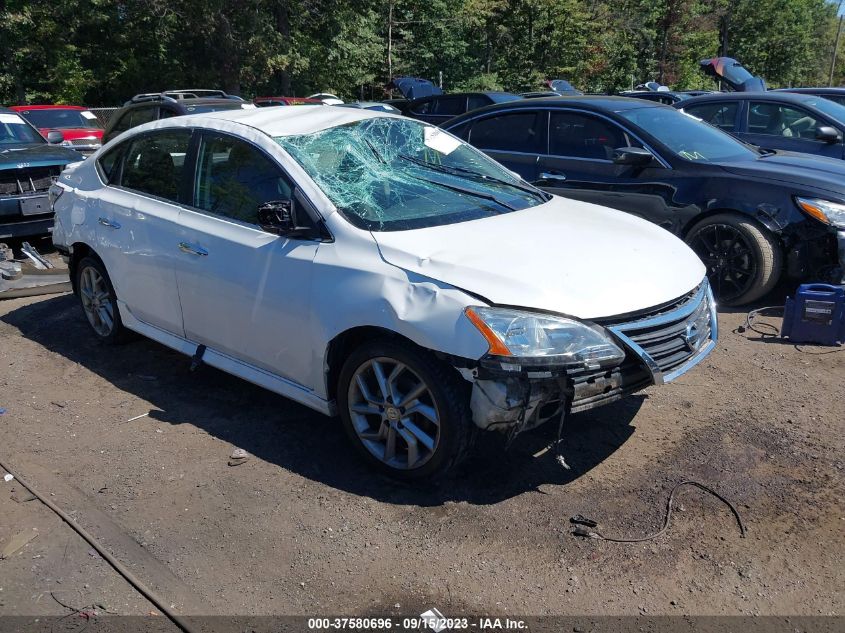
(88, 107, 120, 128)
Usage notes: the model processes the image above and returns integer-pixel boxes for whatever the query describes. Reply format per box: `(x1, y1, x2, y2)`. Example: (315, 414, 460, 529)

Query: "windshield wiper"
(399, 154, 550, 201)
(405, 172, 518, 212)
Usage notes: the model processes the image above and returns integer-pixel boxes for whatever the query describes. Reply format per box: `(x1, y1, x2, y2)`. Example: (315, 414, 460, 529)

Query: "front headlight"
(465, 306, 625, 370)
(796, 197, 845, 229)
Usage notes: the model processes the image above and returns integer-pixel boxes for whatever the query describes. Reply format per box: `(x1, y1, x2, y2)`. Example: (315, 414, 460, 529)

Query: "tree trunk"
(275, 2, 292, 95)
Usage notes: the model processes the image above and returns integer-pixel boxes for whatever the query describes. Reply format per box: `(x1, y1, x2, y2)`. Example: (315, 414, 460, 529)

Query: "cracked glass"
(275, 117, 546, 231)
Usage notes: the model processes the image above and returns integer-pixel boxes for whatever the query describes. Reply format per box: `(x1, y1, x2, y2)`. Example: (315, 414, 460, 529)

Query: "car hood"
(717, 151, 845, 198)
(0, 143, 84, 168)
(372, 196, 705, 320)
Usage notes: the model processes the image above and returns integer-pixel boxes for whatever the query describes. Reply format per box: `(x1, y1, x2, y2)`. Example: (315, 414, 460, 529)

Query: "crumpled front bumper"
(463, 280, 718, 433)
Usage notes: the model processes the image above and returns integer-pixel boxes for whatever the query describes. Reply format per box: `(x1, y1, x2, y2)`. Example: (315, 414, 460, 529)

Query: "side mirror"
(612, 146, 654, 166)
(46, 130, 64, 144)
(816, 126, 842, 144)
(257, 200, 310, 237)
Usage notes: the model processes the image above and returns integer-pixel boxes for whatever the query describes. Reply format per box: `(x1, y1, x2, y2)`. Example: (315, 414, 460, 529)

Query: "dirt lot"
(0, 289, 842, 624)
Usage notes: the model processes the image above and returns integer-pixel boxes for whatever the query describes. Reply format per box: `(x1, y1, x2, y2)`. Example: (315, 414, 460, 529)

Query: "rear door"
(94, 128, 191, 335)
(742, 100, 844, 159)
(682, 100, 742, 135)
(460, 110, 542, 180)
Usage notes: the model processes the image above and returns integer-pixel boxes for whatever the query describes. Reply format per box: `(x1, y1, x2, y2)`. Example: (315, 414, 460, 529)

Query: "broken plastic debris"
(3, 473, 13, 482)
(0, 407, 6, 415)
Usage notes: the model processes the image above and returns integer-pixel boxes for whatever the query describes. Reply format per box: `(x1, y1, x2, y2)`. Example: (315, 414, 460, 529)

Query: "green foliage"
(0, 0, 842, 106)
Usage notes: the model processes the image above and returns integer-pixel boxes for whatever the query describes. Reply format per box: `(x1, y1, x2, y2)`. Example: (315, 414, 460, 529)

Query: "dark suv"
(103, 90, 251, 143)
(403, 92, 522, 126)
(1, 107, 83, 239)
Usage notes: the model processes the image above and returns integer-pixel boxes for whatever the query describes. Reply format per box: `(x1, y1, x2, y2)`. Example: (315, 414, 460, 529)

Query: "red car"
(253, 96, 323, 107)
(9, 105, 104, 156)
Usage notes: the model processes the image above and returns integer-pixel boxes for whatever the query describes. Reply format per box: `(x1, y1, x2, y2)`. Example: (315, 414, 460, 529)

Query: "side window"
(469, 112, 539, 152)
(433, 96, 467, 116)
(749, 102, 820, 138)
(97, 145, 123, 183)
(118, 130, 191, 202)
(128, 106, 157, 128)
(158, 107, 179, 120)
(548, 111, 630, 160)
(194, 134, 293, 224)
(109, 113, 132, 136)
(684, 102, 739, 132)
(467, 95, 490, 111)
(410, 99, 432, 115)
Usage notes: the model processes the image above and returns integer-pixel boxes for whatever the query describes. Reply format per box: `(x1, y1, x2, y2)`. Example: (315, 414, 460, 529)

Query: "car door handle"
(539, 172, 567, 182)
(178, 242, 208, 257)
(98, 217, 121, 229)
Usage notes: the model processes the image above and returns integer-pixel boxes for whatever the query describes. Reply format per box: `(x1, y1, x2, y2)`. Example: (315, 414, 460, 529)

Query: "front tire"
(685, 213, 782, 306)
(337, 338, 475, 481)
(75, 256, 128, 344)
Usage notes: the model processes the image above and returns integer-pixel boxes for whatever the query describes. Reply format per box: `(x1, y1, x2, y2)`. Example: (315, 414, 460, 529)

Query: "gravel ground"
(0, 290, 842, 621)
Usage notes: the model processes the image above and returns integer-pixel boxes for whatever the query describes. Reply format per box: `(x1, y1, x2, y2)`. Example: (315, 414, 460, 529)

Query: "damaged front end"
(459, 280, 717, 437)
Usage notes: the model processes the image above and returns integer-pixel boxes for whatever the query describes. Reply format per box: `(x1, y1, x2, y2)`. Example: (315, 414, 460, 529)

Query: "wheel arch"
(67, 242, 100, 294)
(680, 207, 784, 242)
(324, 326, 426, 404)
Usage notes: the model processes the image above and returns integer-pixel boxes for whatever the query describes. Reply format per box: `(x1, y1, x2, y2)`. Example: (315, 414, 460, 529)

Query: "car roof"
(9, 104, 87, 110)
(450, 94, 661, 118)
(164, 103, 393, 136)
(776, 87, 845, 95)
(679, 91, 821, 106)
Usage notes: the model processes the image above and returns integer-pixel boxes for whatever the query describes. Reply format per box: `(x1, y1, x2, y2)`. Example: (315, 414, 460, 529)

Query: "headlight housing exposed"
(796, 197, 845, 229)
(465, 306, 625, 371)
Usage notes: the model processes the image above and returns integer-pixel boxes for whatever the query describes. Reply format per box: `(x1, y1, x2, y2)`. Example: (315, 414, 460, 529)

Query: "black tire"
(337, 338, 475, 481)
(685, 213, 782, 306)
(75, 255, 129, 344)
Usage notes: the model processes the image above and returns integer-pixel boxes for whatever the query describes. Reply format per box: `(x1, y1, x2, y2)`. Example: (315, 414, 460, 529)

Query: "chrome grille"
(0, 167, 60, 197)
(68, 138, 99, 146)
(606, 281, 717, 384)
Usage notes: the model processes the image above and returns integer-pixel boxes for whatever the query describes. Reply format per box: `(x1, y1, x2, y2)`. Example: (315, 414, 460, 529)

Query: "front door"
(742, 100, 845, 160)
(173, 131, 319, 388)
(534, 110, 684, 232)
(94, 128, 191, 335)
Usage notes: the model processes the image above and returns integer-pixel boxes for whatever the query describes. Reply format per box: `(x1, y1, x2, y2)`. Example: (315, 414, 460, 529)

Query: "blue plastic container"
(782, 284, 845, 346)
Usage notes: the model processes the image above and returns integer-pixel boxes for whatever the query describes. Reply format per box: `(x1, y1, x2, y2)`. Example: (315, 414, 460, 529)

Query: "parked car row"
(10, 74, 843, 480)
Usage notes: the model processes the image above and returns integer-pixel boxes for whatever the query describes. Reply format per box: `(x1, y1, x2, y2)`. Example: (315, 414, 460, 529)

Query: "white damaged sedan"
(51, 105, 716, 479)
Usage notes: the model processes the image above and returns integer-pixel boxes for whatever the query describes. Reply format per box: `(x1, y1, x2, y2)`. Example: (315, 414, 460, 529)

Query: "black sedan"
(402, 92, 522, 127)
(444, 96, 845, 305)
(677, 91, 845, 161)
(774, 87, 845, 107)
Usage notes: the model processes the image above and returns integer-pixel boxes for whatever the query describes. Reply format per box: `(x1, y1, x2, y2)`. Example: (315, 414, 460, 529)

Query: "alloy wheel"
(79, 265, 115, 337)
(347, 357, 441, 470)
(690, 223, 758, 304)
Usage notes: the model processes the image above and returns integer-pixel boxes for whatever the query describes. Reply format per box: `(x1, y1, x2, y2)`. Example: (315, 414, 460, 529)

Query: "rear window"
(18, 108, 103, 130)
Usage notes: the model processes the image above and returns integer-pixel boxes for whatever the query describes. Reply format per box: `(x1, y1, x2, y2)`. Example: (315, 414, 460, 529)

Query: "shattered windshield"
(275, 117, 547, 231)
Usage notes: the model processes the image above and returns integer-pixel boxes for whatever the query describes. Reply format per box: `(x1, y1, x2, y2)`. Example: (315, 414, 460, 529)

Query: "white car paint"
(52, 106, 710, 423)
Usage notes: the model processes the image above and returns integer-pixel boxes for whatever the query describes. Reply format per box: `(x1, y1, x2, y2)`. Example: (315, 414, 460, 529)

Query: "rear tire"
(685, 213, 782, 306)
(75, 256, 129, 344)
(337, 338, 475, 481)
